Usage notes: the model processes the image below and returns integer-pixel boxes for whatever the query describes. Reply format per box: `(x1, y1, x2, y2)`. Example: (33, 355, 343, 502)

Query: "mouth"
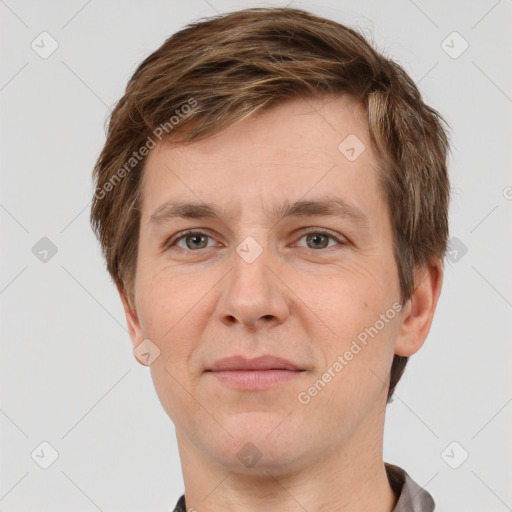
(205, 355, 305, 390)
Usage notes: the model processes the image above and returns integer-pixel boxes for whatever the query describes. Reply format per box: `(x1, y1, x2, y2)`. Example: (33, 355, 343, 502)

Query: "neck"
(175, 407, 397, 512)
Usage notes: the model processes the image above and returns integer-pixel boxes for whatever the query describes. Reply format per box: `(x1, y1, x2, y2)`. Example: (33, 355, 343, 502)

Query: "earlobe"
(116, 285, 143, 351)
(394, 260, 443, 357)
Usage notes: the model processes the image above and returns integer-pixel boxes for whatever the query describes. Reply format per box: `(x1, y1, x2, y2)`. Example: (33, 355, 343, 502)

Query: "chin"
(203, 418, 311, 474)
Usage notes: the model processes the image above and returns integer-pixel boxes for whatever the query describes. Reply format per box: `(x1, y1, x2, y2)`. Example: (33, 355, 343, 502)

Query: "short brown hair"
(90, 7, 450, 402)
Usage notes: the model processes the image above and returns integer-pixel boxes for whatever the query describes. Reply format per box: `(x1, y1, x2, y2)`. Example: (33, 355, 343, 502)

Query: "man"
(90, 7, 449, 511)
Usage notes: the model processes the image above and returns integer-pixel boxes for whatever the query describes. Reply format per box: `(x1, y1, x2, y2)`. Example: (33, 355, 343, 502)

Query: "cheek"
(298, 258, 399, 404)
(305, 256, 398, 336)
(136, 258, 204, 336)
(134, 264, 203, 388)
(139, 269, 206, 424)
(300, 310, 398, 437)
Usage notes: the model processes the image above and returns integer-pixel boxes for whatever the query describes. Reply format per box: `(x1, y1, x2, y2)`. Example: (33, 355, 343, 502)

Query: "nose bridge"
(218, 233, 288, 328)
(233, 234, 272, 294)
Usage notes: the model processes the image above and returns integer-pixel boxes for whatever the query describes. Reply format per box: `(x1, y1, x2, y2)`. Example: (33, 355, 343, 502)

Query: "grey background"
(1, 0, 511, 510)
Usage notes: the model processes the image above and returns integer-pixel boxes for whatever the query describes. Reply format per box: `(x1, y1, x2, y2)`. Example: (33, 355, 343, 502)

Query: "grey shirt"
(171, 463, 435, 511)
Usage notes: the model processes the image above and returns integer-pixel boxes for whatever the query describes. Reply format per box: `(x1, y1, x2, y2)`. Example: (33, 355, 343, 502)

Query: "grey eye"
(174, 233, 214, 250)
(297, 232, 340, 250)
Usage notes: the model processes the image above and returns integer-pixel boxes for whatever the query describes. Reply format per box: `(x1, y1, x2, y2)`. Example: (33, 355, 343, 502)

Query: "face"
(121, 95, 427, 474)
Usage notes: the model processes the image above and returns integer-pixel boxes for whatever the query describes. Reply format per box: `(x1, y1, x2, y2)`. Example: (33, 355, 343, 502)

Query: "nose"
(216, 241, 290, 332)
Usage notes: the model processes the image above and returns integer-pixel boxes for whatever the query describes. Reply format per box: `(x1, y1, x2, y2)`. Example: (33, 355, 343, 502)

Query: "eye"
(169, 230, 217, 251)
(165, 228, 346, 253)
(295, 229, 346, 250)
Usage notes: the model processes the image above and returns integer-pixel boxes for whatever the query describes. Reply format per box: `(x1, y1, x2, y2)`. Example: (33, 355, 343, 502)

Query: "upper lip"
(207, 355, 302, 372)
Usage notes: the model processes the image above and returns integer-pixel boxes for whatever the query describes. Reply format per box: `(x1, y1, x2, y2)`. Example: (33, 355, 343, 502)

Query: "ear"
(117, 285, 143, 352)
(394, 259, 443, 357)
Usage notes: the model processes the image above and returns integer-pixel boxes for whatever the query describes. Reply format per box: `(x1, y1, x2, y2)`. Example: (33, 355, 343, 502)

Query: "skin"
(118, 95, 443, 512)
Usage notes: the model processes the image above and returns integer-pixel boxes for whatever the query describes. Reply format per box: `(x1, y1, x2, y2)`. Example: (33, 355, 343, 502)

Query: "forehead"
(139, 95, 382, 223)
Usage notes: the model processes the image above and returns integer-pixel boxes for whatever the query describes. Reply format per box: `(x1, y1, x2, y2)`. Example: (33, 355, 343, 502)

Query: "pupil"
(188, 235, 206, 249)
(308, 233, 328, 249)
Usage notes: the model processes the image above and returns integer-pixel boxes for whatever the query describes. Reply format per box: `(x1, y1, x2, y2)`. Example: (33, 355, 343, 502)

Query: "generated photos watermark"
(94, 97, 198, 200)
(297, 301, 403, 405)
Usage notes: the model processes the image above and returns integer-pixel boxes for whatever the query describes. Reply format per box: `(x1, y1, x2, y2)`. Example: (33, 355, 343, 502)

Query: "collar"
(385, 463, 435, 511)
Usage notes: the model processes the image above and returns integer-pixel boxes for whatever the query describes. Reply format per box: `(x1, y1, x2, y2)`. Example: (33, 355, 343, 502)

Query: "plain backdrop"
(1, 1, 511, 511)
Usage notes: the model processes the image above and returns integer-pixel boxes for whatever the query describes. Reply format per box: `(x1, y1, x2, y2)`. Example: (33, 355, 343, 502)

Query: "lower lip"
(208, 370, 304, 390)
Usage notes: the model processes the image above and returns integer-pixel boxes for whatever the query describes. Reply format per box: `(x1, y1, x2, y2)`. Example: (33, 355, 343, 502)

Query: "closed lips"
(206, 355, 303, 372)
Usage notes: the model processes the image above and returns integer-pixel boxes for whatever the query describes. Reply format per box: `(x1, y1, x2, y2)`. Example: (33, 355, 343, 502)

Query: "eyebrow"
(149, 196, 368, 229)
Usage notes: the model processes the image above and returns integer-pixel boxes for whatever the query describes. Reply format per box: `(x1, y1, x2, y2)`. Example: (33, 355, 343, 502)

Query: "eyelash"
(164, 228, 347, 253)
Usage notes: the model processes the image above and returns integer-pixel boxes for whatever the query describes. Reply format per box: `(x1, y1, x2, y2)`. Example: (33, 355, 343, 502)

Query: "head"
(90, 7, 449, 472)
